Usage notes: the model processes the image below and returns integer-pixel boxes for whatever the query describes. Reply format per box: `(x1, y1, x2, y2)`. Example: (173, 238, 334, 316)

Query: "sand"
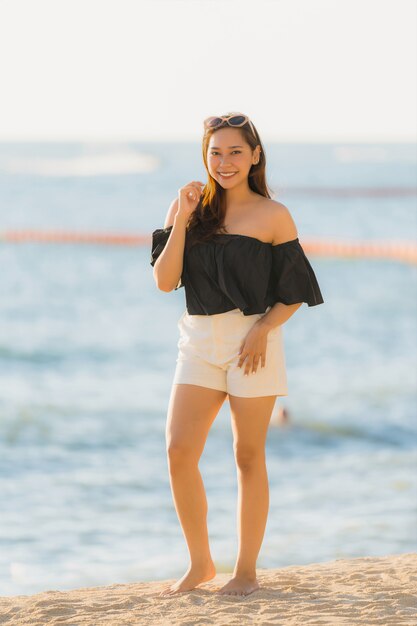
(0, 553, 416, 626)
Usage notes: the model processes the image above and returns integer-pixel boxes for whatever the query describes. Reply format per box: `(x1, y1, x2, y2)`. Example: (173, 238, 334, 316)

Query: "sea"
(0, 141, 416, 596)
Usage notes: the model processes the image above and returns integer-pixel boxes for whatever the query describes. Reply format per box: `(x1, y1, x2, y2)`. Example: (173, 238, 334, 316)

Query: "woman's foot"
(158, 560, 216, 596)
(216, 575, 260, 596)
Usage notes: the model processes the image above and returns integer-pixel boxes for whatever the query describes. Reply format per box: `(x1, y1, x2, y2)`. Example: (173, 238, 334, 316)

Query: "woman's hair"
(185, 113, 274, 249)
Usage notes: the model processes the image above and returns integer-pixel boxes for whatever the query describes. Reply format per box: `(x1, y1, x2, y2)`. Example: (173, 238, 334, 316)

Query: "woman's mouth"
(218, 172, 237, 179)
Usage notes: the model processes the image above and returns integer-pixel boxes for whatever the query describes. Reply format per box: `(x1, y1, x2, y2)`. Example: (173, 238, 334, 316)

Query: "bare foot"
(158, 560, 216, 597)
(216, 575, 260, 597)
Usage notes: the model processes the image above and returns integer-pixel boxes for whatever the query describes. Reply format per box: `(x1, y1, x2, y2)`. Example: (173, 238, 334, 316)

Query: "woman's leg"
(217, 394, 277, 596)
(159, 383, 227, 596)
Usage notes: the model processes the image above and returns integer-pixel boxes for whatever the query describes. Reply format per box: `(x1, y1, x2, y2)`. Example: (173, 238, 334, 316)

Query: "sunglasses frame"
(203, 113, 257, 140)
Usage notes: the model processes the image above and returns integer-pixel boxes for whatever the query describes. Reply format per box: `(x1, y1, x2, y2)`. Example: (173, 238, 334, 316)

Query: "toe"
(160, 588, 174, 596)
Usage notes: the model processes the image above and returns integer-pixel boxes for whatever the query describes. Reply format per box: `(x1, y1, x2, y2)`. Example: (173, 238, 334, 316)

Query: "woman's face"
(207, 127, 260, 188)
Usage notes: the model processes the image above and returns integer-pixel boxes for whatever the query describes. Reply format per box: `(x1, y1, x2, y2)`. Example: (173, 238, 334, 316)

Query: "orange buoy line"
(302, 239, 417, 264)
(0, 230, 416, 264)
(281, 186, 417, 197)
(0, 230, 148, 246)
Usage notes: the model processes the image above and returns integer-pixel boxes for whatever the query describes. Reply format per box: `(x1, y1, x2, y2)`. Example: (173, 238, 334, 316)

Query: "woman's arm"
(152, 180, 204, 291)
(153, 197, 187, 292)
(257, 203, 303, 331)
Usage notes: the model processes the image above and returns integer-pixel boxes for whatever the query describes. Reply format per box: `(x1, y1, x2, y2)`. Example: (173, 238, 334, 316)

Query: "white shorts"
(172, 306, 288, 398)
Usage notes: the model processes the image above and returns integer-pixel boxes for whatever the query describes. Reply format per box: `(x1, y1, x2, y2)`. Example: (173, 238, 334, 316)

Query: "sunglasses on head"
(203, 113, 257, 139)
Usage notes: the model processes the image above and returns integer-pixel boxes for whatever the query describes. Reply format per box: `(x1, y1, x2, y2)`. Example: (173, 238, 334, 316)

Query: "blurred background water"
(0, 141, 416, 596)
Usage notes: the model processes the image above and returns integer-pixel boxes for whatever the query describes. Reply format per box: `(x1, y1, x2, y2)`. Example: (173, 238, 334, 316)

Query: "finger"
(238, 353, 246, 368)
(237, 344, 245, 367)
(186, 187, 200, 200)
(190, 181, 205, 193)
(252, 354, 262, 373)
(187, 183, 204, 200)
(252, 357, 260, 373)
(244, 358, 254, 376)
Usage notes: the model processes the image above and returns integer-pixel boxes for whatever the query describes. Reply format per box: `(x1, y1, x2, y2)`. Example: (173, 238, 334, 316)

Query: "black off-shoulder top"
(150, 225, 324, 315)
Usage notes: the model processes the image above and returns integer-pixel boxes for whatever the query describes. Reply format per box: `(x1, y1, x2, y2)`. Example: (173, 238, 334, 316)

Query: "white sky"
(0, 0, 416, 142)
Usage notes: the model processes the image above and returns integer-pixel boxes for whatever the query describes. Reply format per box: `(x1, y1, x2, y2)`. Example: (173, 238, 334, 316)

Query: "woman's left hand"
(237, 322, 270, 376)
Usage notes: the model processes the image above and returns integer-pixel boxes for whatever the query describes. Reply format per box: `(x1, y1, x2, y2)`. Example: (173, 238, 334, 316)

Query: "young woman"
(150, 113, 324, 598)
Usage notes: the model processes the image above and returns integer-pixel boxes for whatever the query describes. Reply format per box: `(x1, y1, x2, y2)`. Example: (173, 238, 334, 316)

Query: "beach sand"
(0, 552, 416, 625)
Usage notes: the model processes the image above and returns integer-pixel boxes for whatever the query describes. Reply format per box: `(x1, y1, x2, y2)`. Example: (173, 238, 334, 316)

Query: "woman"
(150, 113, 324, 597)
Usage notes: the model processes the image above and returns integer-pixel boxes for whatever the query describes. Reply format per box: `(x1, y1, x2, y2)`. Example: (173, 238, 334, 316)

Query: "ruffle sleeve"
(271, 238, 324, 307)
(150, 225, 183, 290)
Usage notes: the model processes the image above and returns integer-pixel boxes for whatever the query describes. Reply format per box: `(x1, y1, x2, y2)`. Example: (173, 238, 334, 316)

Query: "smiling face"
(207, 127, 260, 188)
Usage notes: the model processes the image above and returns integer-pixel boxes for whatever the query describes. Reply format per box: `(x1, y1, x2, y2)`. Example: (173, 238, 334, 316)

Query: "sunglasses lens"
(228, 115, 246, 126)
(205, 117, 223, 128)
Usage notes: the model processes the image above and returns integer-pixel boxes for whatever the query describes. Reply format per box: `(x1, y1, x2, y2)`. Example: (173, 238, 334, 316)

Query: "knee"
(233, 444, 264, 472)
(166, 441, 198, 471)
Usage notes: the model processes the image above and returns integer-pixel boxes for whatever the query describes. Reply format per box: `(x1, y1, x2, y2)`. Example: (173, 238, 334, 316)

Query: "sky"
(0, 0, 416, 142)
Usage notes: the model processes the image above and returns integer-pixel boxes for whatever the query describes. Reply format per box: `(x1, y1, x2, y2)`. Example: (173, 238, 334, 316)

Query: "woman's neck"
(225, 181, 258, 209)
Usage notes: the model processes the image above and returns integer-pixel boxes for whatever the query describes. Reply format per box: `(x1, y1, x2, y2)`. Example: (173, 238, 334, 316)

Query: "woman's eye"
(210, 151, 241, 155)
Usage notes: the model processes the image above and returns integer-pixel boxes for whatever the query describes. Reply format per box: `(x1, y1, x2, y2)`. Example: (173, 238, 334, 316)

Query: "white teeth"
(219, 172, 236, 177)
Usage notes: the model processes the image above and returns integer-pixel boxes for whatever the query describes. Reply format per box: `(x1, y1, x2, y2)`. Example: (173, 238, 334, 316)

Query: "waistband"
(184, 305, 272, 319)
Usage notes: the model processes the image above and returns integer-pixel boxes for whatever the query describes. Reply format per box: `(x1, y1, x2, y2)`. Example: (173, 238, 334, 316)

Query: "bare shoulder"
(163, 197, 179, 229)
(262, 199, 298, 245)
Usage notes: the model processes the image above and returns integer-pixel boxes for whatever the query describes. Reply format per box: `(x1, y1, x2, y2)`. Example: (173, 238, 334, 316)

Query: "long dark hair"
(185, 113, 274, 249)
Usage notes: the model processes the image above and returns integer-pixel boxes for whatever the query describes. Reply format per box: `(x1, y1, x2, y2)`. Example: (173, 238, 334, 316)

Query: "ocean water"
(0, 142, 416, 597)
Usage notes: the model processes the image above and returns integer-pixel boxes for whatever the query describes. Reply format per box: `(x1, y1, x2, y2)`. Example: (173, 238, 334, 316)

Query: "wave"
(0, 148, 160, 177)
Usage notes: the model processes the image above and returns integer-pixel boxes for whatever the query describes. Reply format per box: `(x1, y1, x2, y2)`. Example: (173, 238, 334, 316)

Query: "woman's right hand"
(178, 181, 205, 219)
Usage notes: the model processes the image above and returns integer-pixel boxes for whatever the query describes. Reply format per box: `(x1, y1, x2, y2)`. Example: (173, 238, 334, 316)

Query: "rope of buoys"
(0, 230, 148, 246)
(281, 186, 417, 197)
(302, 238, 417, 264)
(0, 230, 416, 264)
